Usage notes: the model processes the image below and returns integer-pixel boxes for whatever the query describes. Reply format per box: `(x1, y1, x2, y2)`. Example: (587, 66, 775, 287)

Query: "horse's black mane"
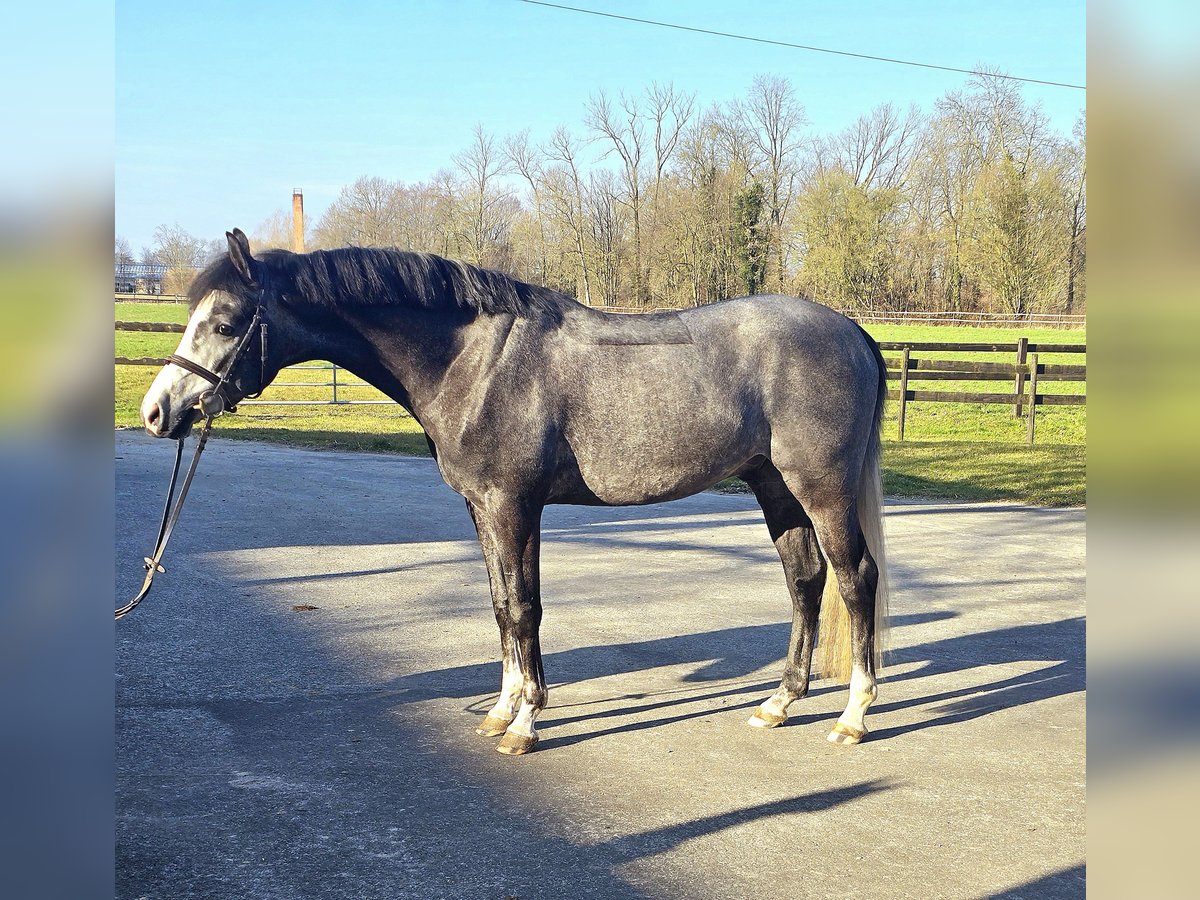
(189, 246, 570, 324)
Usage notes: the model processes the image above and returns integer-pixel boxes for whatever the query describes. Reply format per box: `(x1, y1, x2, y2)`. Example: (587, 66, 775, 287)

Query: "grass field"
(116, 301, 1085, 506)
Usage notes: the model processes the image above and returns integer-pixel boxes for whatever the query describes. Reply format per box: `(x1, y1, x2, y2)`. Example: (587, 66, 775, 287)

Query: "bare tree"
(505, 129, 550, 285)
(586, 90, 646, 303)
(312, 177, 401, 248)
(251, 209, 294, 250)
(115, 236, 135, 266)
(587, 84, 695, 306)
(708, 102, 759, 184)
(543, 126, 594, 306)
(427, 169, 462, 258)
(152, 223, 208, 294)
(910, 72, 1069, 311)
(584, 169, 628, 306)
(816, 103, 923, 190)
(453, 124, 515, 267)
(736, 75, 806, 290)
(141, 72, 1084, 319)
(1061, 113, 1086, 314)
(645, 83, 696, 305)
(648, 83, 697, 198)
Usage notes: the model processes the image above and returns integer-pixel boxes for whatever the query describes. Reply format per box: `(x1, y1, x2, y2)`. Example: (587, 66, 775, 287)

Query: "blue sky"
(116, 0, 1086, 252)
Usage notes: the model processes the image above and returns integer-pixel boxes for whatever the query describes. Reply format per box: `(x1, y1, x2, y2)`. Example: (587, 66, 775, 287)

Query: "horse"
(139, 228, 890, 755)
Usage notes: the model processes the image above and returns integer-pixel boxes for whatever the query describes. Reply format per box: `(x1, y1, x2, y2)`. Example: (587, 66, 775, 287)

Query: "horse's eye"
(216, 323, 235, 337)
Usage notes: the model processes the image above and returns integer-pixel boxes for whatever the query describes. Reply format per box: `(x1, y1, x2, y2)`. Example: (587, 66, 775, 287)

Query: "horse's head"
(141, 229, 279, 438)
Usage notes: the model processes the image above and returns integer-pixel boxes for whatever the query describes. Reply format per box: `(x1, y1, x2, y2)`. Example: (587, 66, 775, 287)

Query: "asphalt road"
(115, 432, 1085, 899)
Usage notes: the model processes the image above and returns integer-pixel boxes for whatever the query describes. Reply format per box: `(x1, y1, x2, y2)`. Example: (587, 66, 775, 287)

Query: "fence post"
(331, 364, 339, 405)
(1026, 353, 1039, 444)
(1013, 336, 1029, 418)
(897, 346, 910, 441)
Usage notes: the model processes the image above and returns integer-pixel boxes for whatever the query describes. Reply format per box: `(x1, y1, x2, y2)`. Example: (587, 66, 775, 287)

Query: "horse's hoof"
(827, 722, 867, 745)
(748, 708, 787, 728)
(475, 715, 512, 737)
(496, 732, 538, 756)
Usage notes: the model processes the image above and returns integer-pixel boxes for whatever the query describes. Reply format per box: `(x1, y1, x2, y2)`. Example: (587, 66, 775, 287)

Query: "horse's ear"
(226, 228, 256, 284)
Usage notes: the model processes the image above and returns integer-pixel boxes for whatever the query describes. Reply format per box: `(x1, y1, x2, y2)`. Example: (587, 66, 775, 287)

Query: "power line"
(517, 1, 1086, 91)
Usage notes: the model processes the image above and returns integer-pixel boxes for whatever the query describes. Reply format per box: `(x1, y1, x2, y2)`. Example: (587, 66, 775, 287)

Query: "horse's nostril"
(145, 402, 162, 432)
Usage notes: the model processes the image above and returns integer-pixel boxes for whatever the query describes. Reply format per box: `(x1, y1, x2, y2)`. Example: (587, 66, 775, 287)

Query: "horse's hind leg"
(742, 464, 827, 729)
(804, 495, 881, 745)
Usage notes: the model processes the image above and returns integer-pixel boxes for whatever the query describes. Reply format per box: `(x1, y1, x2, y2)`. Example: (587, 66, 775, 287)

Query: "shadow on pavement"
(983, 864, 1085, 899)
(372, 610, 1081, 752)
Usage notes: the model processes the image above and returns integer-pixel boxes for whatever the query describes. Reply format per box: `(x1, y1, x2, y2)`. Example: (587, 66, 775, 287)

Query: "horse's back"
(565, 294, 869, 362)
(679, 294, 867, 353)
(544, 296, 880, 504)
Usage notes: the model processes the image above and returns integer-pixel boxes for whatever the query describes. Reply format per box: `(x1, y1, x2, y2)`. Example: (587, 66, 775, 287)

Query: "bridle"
(168, 298, 270, 418)
(115, 286, 270, 620)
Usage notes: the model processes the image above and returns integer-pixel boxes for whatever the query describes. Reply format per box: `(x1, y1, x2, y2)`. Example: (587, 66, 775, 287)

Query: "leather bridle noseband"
(115, 288, 270, 620)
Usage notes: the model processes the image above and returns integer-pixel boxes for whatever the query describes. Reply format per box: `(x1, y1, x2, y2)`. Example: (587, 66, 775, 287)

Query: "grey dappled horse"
(141, 229, 890, 755)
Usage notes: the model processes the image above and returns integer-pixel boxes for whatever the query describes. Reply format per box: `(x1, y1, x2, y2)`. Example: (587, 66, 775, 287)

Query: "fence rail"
(117, 321, 185, 333)
(116, 293, 188, 304)
(885, 337, 1086, 443)
(851, 309, 1085, 328)
(876, 341, 1085, 353)
(585, 304, 1085, 328)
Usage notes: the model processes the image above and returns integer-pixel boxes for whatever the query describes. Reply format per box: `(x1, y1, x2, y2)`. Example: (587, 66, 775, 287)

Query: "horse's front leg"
(471, 496, 546, 756)
(467, 500, 524, 737)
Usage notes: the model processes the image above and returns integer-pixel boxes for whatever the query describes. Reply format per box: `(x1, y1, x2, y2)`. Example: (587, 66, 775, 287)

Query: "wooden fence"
(582, 303, 1084, 329)
(116, 293, 189, 304)
(881, 338, 1086, 443)
(117, 323, 1085, 442)
(854, 310, 1085, 328)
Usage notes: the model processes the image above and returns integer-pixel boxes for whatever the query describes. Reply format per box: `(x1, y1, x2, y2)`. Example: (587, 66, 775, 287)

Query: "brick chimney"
(291, 189, 305, 253)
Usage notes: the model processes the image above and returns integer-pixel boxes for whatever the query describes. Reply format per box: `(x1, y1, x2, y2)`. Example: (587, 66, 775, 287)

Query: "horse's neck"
(312, 306, 485, 418)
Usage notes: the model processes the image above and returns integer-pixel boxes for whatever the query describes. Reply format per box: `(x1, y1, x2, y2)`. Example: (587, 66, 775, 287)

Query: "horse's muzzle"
(141, 397, 199, 439)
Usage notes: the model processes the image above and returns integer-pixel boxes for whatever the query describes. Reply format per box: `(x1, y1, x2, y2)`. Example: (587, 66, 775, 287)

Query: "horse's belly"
(562, 413, 762, 505)
(568, 467, 734, 506)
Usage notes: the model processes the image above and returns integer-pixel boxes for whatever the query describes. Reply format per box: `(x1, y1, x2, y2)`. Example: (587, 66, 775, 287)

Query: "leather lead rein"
(115, 424, 210, 619)
(116, 296, 267, 620)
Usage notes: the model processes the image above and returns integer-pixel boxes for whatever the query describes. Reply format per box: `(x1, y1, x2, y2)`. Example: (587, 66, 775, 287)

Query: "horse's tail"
(817, 325, 891, 683)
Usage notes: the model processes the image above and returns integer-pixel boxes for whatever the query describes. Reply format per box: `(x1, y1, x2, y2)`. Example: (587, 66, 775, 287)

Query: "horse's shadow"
(863, 617, 1084, 740)
(382, 609, 1084, 751)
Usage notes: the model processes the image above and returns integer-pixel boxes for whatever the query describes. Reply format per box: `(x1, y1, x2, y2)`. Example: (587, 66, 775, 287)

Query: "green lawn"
(880, 440, 1083, 506)
(115, 302, 1085, 506)
(115, 300, 190, 323)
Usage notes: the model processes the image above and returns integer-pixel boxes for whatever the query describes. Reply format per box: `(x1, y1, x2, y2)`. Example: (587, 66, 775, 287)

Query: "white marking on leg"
(486, 661, 523, 722)
(762, 689, 798, 719)
(835, 663, 878, 734)
(506, 700, 541, 738)
(748, 687, 800, 727)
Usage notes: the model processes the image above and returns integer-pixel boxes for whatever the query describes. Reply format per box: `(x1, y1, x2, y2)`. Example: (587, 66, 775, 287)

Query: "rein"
(115, 295, 268, 620)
